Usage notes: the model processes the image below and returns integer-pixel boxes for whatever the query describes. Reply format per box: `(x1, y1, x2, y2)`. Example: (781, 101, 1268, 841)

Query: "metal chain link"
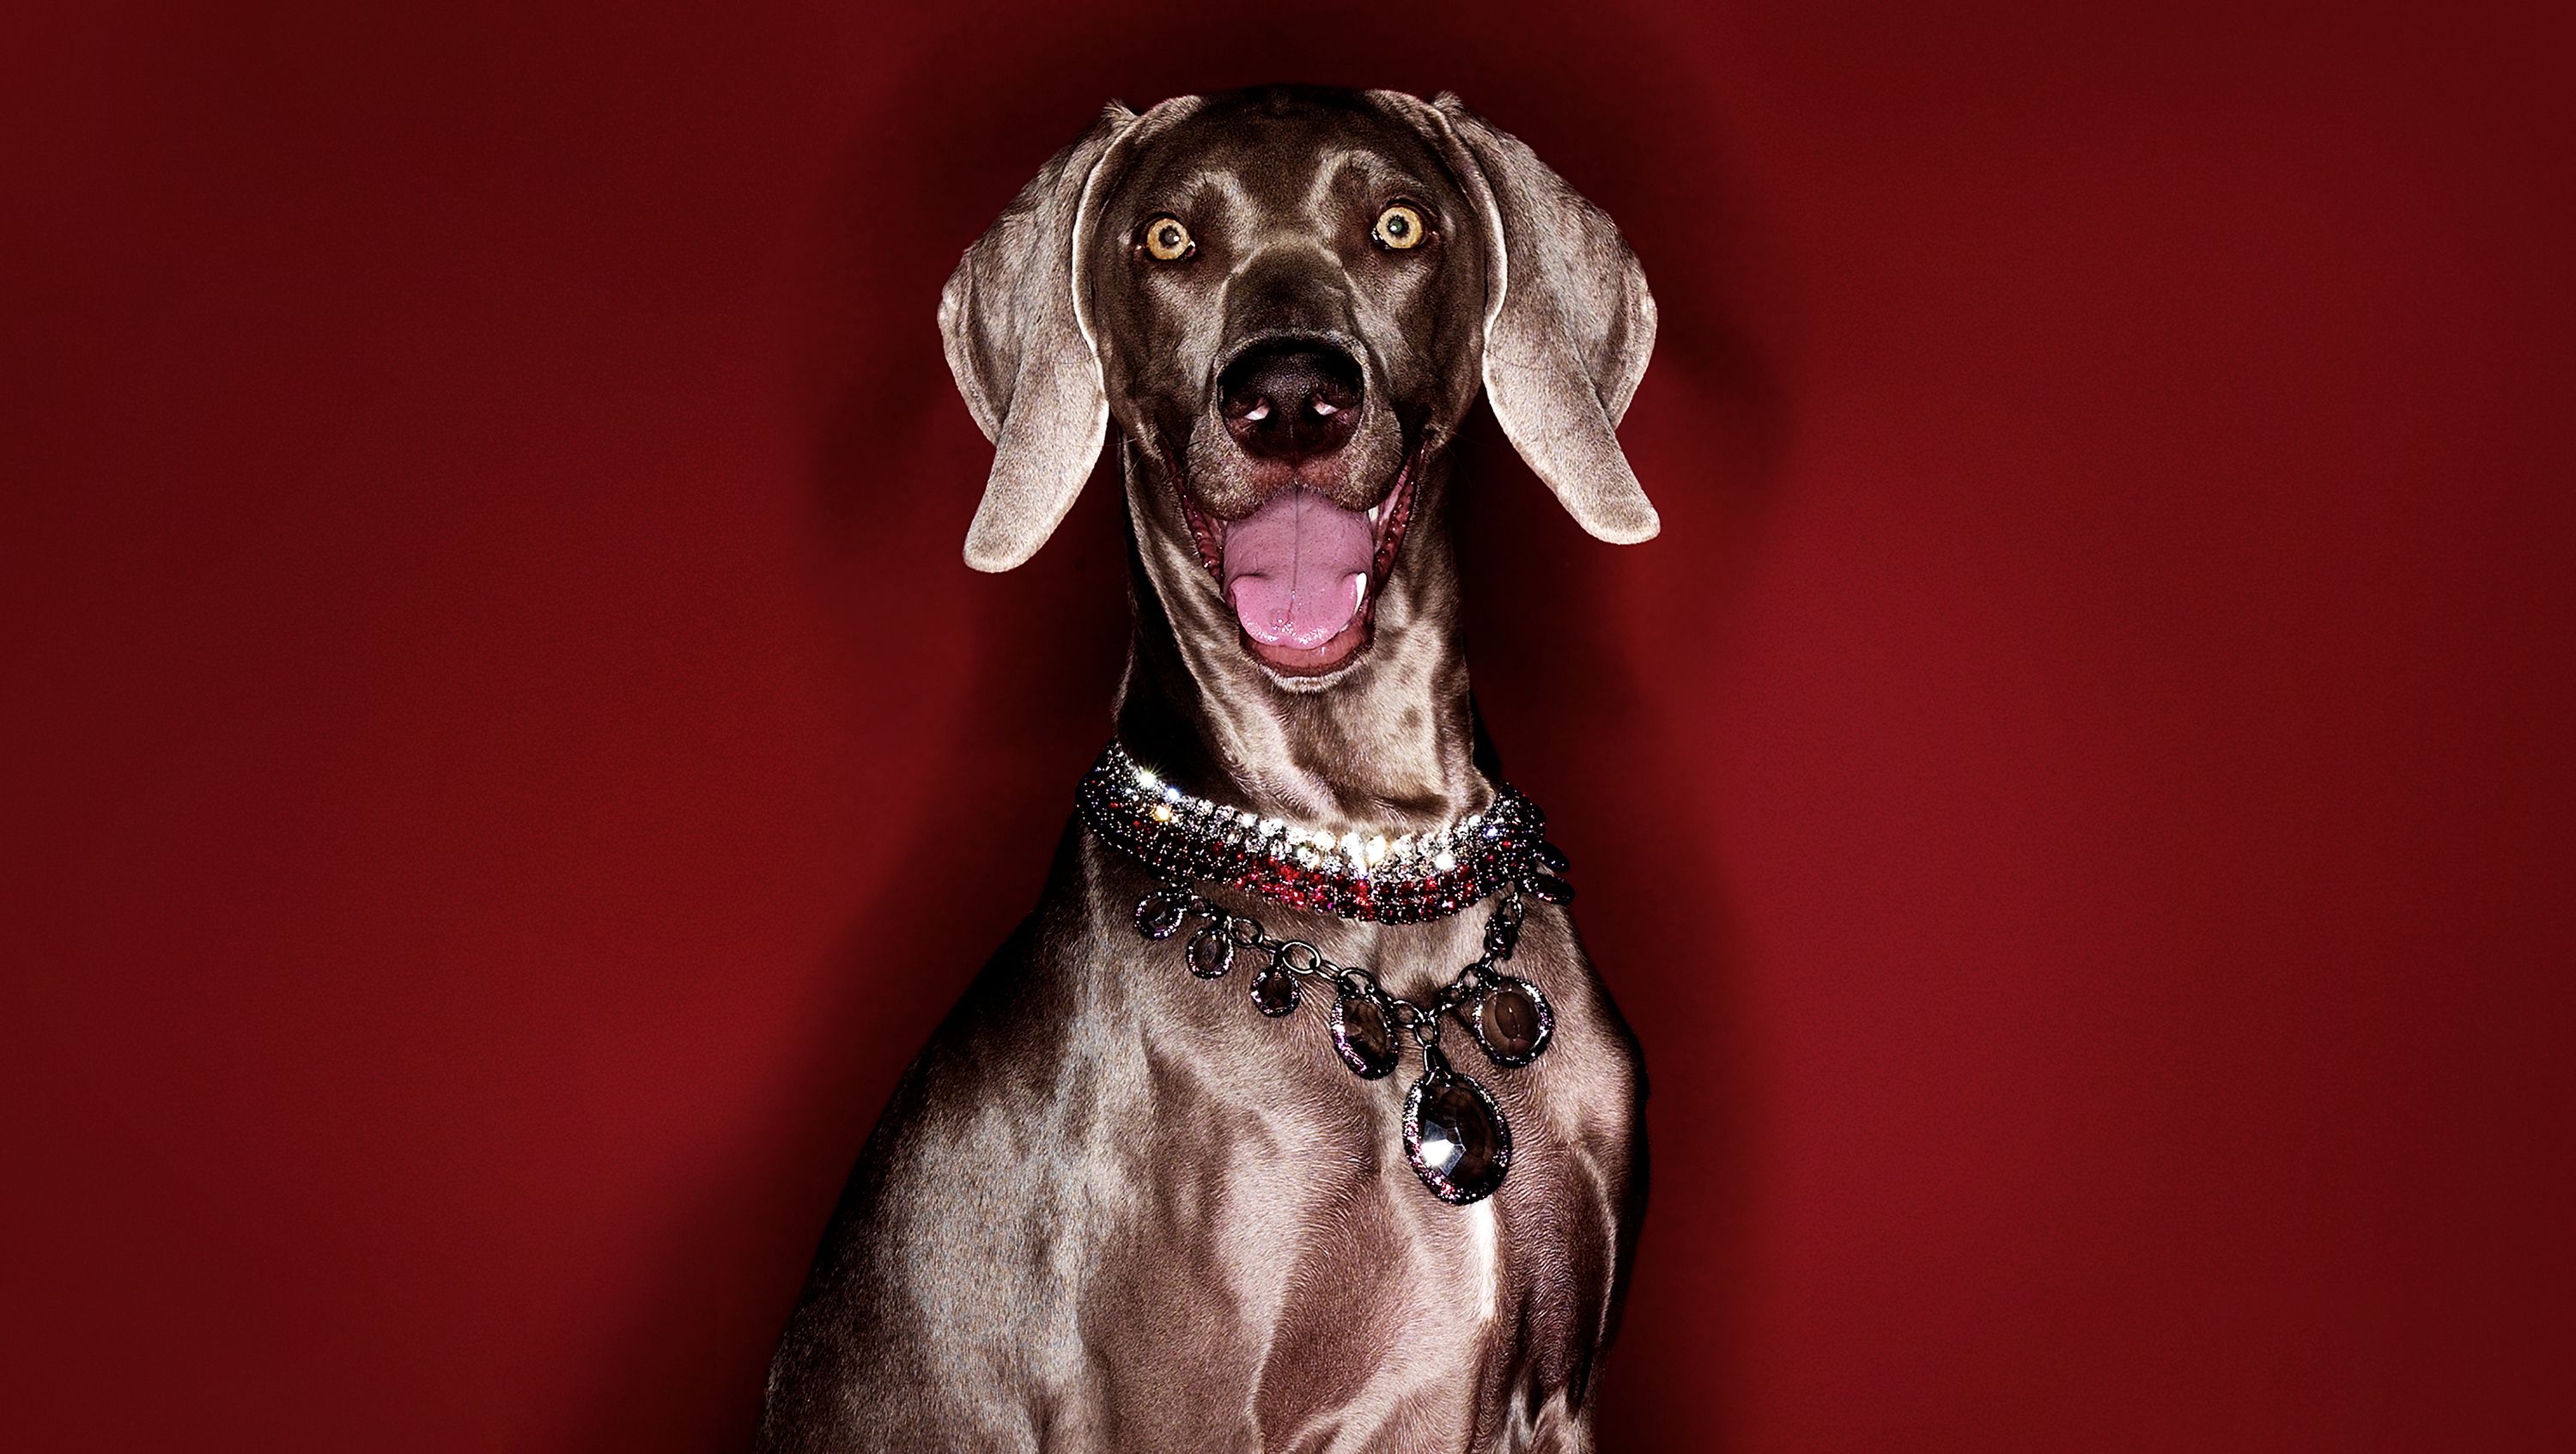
(1163, 883, 1527, 1047)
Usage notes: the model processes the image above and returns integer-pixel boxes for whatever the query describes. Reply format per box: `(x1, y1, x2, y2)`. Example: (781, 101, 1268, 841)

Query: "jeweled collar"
(1074, 741, 1572, 923)
(1076, 739, 1578, 1206)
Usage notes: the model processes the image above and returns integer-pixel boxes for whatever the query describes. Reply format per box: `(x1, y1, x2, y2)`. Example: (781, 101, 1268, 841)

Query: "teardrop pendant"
(1468, 974, 1553, 1068)
(1330, 987, 1400, 1080)
(1249, 958, 1303, 1017)
(1400, 1045, 1512, 1205)
(1134, 890, 1189, 941)
(1185, 926, 1234, 978)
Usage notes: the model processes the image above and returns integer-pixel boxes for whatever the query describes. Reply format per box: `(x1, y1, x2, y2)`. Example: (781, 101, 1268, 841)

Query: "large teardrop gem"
(1401, 1047, 1512, 1204)
(1331, 989, 1400, 1080)
(1470, 975, 1553, 1068)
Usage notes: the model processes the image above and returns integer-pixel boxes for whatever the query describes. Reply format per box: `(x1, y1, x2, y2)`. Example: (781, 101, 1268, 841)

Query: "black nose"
(1219, 339, 1363, 462)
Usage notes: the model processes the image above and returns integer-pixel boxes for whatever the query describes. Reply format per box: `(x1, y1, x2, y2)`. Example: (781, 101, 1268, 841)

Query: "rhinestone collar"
(1077, 739, 1579, 1204)
(1074, 741, 1571, 923)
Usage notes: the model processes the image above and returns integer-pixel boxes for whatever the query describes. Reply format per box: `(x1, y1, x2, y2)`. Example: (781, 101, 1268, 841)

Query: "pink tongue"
(1221, 487, 1375, 649)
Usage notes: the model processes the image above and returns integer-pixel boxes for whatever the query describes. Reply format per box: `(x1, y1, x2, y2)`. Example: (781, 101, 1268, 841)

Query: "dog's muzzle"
(1185, 337, 1414, 678)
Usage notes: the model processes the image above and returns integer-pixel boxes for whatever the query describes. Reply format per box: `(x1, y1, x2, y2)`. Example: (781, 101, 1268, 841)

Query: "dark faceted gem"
(1135, 891, 1188, 940)
(1186, 928, 1233, 979)
(1250, 964, 1302, 1017)
(1404, 1065, 1511, 1204)
(1489, 986, 1541, 1052)
(1473, 976, 1552, 1067)
(1528, 873, 1575, 905)
(1534, 840, 1570, 873)
(1332, 992, 1400, 1079)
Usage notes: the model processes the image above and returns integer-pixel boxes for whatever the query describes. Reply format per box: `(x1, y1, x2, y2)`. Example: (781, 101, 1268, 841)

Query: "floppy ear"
(939, 104, 1136, 572)
(1421, 94, 1661, 544)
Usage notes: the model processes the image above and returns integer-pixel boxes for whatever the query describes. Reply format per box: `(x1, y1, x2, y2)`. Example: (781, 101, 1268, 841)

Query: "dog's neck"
(1111, 440, 1493, 831)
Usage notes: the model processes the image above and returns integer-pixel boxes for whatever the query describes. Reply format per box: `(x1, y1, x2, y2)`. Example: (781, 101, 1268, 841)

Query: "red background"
(5, 1, 2569, 1448)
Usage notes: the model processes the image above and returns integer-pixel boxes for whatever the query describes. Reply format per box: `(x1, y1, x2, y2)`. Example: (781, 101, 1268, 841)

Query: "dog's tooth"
(1352, 574, 1369, 612)
(1367, 503, 1382, 525)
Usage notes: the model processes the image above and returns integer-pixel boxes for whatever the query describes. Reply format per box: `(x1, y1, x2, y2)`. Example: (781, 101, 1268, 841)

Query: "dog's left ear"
(939, 103, 1138, 572)
(1385, 93, 1661, 544)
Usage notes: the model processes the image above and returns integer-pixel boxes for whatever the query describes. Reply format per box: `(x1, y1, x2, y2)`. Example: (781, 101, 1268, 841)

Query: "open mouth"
(1177, 447, 1419, 678)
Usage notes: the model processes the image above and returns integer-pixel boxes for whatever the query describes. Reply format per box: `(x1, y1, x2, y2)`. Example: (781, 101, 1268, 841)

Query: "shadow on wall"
(576, 1, 1788, 1445)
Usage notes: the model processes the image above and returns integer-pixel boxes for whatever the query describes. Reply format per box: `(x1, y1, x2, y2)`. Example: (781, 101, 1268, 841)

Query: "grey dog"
(759, 85, 1658, 1452)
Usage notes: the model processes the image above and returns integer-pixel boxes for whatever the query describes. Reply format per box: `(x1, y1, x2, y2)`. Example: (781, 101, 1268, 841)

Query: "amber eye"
(1371, 202, 1429, 251)
(1140, 215, 1195, 261)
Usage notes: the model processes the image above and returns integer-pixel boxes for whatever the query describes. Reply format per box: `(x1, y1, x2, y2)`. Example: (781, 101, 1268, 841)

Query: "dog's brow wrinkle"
(1302, 149, 1380, 218)
(1194, 170, 1255, 224)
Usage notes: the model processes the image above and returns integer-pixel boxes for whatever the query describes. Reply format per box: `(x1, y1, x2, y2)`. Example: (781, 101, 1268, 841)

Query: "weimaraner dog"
(761, 84, 1657, 1452)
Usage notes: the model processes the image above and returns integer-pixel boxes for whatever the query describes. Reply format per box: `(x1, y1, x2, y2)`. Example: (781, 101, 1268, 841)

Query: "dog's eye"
(1371, 203, 1429, 251)
(1139, 216, 1196, 262)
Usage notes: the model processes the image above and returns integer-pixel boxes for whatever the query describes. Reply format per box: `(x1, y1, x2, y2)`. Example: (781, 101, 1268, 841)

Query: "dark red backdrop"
(5, 1, 2568, 1448)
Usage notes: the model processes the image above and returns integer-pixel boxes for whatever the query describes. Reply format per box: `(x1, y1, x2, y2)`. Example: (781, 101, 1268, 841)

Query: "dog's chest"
(1089, 922, 1632, 1450)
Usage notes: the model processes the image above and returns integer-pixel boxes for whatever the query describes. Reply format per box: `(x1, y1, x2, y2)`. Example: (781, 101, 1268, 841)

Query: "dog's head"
(940, 86, 1656, 682)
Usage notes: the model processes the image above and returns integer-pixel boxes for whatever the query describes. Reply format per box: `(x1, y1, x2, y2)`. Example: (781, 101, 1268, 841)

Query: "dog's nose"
(1219, 340, 1363, 462)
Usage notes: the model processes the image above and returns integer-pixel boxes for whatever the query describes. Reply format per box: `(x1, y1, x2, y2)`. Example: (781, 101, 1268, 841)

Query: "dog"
(760, 85, 1657, 1452)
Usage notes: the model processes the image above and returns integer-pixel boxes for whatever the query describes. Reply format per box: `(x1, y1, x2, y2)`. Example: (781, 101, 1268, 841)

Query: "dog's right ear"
(939, 104, 1137, 572)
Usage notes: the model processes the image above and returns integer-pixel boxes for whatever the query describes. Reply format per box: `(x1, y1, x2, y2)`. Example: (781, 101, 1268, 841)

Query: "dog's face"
(1081, 94, 1485, 674)
(941, 87, 1659, 684)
